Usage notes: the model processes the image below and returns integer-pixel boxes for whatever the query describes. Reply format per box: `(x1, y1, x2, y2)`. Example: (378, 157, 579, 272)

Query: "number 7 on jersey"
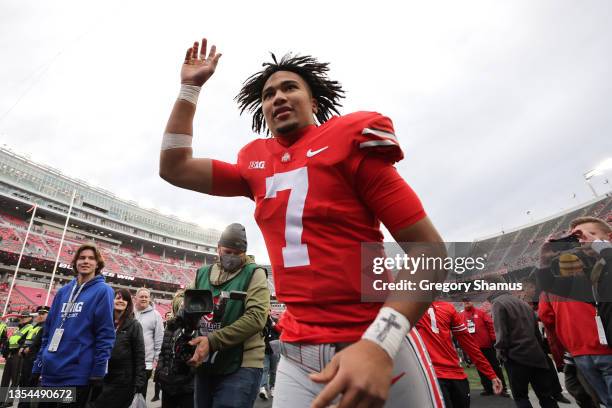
(265, 167, 310, 267)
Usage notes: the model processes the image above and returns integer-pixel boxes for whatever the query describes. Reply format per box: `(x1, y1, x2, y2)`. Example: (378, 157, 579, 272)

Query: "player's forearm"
(386, 219, 447, 325)
(165, 99, 196, 135)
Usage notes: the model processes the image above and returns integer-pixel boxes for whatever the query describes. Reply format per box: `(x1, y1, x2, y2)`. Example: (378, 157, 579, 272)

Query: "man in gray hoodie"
(134, 287, 164, 397)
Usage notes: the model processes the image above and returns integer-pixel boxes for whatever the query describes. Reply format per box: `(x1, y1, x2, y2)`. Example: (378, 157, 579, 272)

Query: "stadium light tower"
(584, 157, 612, 198)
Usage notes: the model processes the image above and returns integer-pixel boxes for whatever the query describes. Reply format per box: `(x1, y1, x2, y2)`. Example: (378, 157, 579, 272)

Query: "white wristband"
(362, 307, 411, 360)
(161, 133, 193, 150)
(178, 84, 201, 105)
(592, 240, 612, 255)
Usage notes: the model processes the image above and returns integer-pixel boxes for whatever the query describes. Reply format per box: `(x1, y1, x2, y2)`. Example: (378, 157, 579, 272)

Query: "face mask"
(220, 254, 243, 272)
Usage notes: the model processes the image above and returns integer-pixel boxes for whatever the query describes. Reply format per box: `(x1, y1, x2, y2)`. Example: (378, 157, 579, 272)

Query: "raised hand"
(181, 38, 222, 87)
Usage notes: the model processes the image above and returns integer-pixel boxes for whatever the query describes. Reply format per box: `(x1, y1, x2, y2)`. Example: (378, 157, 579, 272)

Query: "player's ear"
(311, 98, 318, 114)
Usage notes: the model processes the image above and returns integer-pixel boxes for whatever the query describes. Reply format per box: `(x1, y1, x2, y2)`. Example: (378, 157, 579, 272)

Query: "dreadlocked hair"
(235, 53, 345, 135)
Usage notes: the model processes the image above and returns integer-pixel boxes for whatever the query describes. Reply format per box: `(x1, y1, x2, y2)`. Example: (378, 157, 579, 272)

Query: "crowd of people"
(0, 34, 610, 408)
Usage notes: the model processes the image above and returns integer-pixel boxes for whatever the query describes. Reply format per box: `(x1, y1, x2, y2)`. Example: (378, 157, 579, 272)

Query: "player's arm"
(159, 39, 221, 194)
(160, 38, 250, 198)
(451, 311, 498, 384)
(385, 218, 445, 325)
(311, 157, 446, 408)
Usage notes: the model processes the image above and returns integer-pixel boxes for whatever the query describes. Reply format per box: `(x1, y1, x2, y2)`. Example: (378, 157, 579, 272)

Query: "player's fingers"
(212, 53, 222, 67)
(184, 47, 192, 64)
(192, 41, 199, 58)
(208, 44, 216, 59)
(353, 395, 384, 408)
(310, 357, 339, 383)
(200, 38, 208, 60)
(336, 388, 361, 408)
(311, 376, 345, 408)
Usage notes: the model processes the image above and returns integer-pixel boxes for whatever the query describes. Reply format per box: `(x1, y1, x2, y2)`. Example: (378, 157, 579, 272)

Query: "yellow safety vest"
(24, 324, 42, 346)
(0, 322, 7, 337)
(8, 324, 33, 349)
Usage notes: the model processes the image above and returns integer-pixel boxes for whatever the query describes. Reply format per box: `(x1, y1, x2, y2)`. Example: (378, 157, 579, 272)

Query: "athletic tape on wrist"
(178, 84, 201, 105)
(362, 306, 411, 360)
(161, 133, 193, 150)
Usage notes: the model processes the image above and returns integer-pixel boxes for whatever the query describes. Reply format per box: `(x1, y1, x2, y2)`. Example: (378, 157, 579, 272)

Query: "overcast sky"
(1, 0, 611, 264)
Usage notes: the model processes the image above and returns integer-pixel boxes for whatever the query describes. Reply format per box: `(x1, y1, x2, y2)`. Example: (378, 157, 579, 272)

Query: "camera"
(173, 289, 248, 363)
(549, 232, 580, 251)
(173, 289, 214, 362)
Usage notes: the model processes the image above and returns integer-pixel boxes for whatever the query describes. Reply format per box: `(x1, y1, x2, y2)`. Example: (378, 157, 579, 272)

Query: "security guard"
(19, 306, 49, 396)
(1, 312, 33, 407)
(0, 319, 8, 355)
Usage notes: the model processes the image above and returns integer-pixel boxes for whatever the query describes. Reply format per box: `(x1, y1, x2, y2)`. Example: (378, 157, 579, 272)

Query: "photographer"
(536, 216, 612, 406)
(187, 223, 270, 408)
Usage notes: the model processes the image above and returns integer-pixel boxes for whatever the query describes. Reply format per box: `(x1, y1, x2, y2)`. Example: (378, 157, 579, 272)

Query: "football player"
(160, 38, 446, 408)
(417, 301, 503, 408)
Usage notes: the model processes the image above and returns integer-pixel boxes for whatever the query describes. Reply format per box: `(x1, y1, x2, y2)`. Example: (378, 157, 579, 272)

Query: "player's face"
(570, 222, 612, 242)
(76, 249, 97, 276)
(462, 301, 473, 310)
(261, 71, 317, 137)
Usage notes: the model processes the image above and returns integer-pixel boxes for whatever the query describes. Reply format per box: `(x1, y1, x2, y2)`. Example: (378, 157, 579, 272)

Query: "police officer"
(18, 306, 49, 406)
(1, 312, 33, 407)
(0, 318, 8, 356)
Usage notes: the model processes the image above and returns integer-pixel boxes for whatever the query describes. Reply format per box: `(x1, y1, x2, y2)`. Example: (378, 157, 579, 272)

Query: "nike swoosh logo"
(306, 146, 329, 157)
(391, 372, 406, 385)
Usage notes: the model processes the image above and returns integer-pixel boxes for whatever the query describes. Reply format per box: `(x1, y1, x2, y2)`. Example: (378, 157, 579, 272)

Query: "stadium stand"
(464, 194, 612, 281)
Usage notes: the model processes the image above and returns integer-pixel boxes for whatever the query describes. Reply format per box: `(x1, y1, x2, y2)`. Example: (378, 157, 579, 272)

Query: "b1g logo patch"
(249, 161, 266, 169)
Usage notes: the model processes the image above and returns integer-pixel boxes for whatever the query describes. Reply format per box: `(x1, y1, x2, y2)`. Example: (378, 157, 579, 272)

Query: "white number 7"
(265, 167, 310, 267)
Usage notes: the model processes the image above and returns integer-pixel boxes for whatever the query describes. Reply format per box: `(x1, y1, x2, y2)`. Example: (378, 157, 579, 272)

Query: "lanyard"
(59, 282, 85, 329)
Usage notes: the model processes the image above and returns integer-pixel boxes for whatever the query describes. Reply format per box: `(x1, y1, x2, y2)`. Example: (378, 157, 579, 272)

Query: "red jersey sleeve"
(210, 160, 252, 198)
(355, 157, 426, 234)
(452, 309, 497, 380)
(344, 111, 404, 174)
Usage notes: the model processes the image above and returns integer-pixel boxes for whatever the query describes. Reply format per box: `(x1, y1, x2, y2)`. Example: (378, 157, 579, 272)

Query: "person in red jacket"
(417, 301, 503, 408)
(538, 292, 612, 407)
(461, 299, 509, 396)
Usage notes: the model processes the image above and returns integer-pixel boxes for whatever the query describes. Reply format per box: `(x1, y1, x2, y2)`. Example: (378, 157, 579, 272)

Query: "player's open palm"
(180, 38, 222, 87)
(310, 339, 393, 408)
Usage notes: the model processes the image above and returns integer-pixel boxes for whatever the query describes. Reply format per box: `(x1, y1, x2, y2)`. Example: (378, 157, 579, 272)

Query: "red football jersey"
(417, 302, 497, 380)
(460, 306, 496, 348)
(219, 111, 425, 343)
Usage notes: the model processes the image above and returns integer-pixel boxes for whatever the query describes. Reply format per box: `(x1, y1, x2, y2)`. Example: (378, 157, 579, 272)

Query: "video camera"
(173, 289, 248, 362)
(173, 289, 214, 362)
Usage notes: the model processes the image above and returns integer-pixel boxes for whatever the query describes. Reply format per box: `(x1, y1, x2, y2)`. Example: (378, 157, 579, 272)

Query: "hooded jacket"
(33, 275, 115, 386)
(134, 304, 163, 369)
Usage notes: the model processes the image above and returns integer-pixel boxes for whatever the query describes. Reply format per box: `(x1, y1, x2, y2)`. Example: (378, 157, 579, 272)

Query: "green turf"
(463, 364, 509, 391)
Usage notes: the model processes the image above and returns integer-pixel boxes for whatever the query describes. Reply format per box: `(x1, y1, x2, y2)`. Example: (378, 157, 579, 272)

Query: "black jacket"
(263, 316, 280, 355)
(156, 318, 194, 395)
(95, 317, 146, 408)
(489, 292, 549, 369)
